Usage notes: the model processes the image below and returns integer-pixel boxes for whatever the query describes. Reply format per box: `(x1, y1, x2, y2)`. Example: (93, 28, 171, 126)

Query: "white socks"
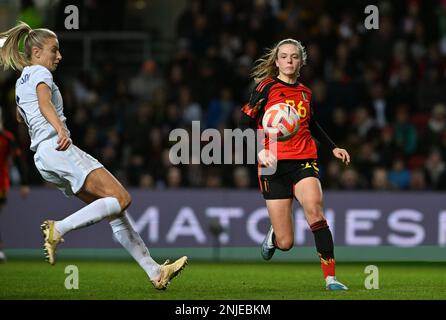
(53, 197, 160, 280)
(55, 197, 122, 235)
(109, 211, 160, 280)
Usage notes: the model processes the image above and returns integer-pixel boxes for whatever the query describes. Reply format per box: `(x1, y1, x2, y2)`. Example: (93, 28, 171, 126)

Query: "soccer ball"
(262, 103, 300, 141)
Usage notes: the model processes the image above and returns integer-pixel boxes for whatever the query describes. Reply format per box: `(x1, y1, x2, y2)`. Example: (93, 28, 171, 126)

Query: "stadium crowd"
(1, 0, 446, 191)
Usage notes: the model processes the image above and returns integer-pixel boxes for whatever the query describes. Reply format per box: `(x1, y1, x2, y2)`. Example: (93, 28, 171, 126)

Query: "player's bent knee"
(117, 190, 132, 210)
(276, 238, 294, 251)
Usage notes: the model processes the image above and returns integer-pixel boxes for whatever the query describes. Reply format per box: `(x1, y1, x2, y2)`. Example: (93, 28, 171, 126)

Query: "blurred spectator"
(176, 0, 203, 39)
(351, 106, 378, 143)
(129, 59, 164, 102)
(311, 80, 330, 124)
(179, 86, 202, 125)
(72, 72, 99, 106)
(388, 158, 411, 190)
(127, 154, 146, 186)
(355, 142, 379, 184)
(162, 103, 181, 135)
(371, 167, 391, 191)
(424, 148, 446, 189)
(322, 160, 341, 189)
(409, 169, 427, 191)
(139, 173, 155, 189)
(124, 102, 156, 155)
(233, 166, 251, 189)
(326, 108, 348, 146)
(205, 168, 223, 188)
(207, 88, 236, 128)
(417, 57, 446, 112)
(369, 83, 389, 128)
(394, 105, 417, 155)
(166, 167, 183, 188)
(376, 126, 402, 168)
(339, 168, 365, 190)
(187, 164, 204, 187)
(366, 15, 394, 63)
(426, 103, 446, 146)
(82, 126, 99, 156)
(101, 145, 120, 175)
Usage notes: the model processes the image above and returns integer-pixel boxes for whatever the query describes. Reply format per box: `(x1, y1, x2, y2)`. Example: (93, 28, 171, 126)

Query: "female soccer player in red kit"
(240, 39, 350, 290)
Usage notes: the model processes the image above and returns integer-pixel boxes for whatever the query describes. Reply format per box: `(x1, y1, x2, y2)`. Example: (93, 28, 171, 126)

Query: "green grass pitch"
(0, 260, 445, 299)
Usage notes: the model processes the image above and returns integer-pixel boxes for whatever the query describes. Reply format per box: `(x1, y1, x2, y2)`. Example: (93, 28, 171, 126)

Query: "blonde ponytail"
(0, 21, 57, 71)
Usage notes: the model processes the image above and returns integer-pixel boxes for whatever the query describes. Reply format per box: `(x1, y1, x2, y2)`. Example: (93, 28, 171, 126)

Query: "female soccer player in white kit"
(0, 22, 187, 290)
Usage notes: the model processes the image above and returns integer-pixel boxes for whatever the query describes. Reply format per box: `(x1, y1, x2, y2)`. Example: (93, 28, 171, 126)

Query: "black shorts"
(258, 159, 320, 200)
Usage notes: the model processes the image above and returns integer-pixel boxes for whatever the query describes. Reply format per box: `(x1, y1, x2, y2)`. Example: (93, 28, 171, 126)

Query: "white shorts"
(34, 136, 103, 197)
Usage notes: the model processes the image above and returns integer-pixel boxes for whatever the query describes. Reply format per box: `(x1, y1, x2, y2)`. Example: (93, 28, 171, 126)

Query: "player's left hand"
(333, 148, 350, 165)
(19, 185, 30, 199)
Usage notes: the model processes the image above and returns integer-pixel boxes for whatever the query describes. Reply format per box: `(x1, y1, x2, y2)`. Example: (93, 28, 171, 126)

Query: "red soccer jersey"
(242, 77, 317, 160)
(0, 130, 17, 193)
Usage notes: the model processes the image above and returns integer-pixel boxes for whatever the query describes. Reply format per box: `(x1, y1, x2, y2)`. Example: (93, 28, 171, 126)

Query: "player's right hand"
(258, 149, 277, 167)
(333, 147, 350, 165)
(56, 129, 71, 151)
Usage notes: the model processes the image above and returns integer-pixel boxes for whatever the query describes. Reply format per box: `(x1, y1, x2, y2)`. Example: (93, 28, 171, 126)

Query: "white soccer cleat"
(152, 256, 188, 290)
(261, 226, 276, 260)
(0, 250, 6, 262)
(326, 276, 349, 291)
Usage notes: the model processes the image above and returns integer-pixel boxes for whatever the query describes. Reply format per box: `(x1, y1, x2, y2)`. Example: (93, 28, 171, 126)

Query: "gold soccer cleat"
(40, 220, 64, 265)
(152, 256, 188, 290)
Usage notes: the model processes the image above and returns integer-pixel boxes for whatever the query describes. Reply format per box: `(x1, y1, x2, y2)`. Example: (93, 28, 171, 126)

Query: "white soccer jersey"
(15, 65, 69, 151)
